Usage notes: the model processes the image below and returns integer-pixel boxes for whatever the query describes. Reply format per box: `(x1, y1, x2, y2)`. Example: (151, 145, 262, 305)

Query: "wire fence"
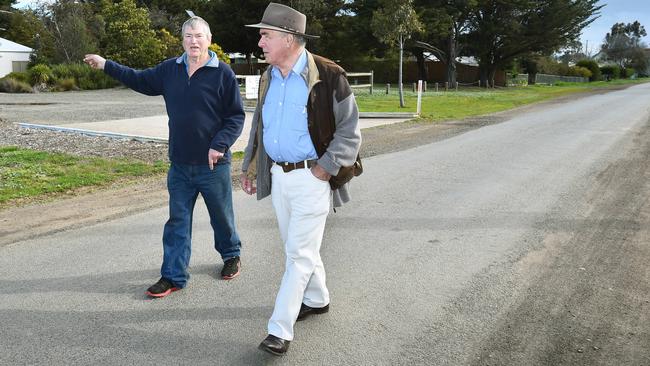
(507, 73, 588, 86)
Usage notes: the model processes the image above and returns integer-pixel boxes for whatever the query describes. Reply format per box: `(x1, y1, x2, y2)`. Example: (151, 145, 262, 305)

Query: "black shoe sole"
(297, 305, 329, 321)
(258, 343, 287, 356)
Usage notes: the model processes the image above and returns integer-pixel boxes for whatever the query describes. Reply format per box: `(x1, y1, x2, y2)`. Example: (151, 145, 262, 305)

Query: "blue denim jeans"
(161, 162, 241, 288)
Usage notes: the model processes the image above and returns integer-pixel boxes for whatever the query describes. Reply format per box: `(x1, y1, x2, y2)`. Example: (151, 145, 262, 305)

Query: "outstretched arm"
(83, 54, 106, 70)
(83, 54, 164, 96)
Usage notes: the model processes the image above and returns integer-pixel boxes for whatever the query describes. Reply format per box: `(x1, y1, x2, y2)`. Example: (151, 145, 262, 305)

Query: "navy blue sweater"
(104, 58, 245, 165)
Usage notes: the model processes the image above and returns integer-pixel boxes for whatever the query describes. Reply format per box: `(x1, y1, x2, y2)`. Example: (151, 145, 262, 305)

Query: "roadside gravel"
(0, 117, 169, 162)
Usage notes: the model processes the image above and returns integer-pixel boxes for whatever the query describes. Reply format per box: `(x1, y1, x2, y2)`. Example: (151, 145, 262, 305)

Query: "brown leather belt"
(275, 160, 317, 173)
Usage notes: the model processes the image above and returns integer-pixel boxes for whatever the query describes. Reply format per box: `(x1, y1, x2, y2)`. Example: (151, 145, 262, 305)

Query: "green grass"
(355, 78, 649, 121)
(1, 77, 647, 208)
(0, 146, 168, 206)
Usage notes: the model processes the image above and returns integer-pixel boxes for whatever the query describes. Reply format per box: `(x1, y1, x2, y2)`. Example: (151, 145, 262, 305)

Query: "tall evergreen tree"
(466, 0, 602, 86)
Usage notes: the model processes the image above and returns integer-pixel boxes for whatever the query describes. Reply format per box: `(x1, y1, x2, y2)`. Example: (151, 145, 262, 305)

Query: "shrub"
(600, 65, 621, 80)
(209, 43, 231, 64)
(52, 78, 78, 91)
(77, 69, 119, 90)
(29, 64, 53, 85)
(50, 63, 118, 90)
(622, 67, 635, 78)
(575, 59, 601, 81)
(6, 71, 30, 84)
(568, 66, 592, 79)
(0, 78, 34, 93)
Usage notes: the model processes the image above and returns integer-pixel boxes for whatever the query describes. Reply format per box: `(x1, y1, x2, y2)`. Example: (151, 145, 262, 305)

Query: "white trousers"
(268, 164, 331, 341)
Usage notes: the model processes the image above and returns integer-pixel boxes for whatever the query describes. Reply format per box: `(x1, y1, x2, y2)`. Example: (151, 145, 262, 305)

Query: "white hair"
(182, 16, 212, 37)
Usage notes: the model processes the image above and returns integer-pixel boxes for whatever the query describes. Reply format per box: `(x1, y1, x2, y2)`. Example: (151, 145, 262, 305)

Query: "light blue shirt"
(262, 50, 317, 163)
(176, 50, 220, 75)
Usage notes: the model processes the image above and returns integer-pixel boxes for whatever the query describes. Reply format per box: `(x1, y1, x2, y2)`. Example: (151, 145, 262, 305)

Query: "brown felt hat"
(245, 2, 319, 39)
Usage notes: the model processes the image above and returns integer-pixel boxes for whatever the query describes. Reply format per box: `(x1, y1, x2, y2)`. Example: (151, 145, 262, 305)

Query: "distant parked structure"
(0, 37, 33, 78)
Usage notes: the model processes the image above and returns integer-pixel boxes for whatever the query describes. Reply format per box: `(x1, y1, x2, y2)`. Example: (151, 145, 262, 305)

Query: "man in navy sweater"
(84, 16, 245, 298)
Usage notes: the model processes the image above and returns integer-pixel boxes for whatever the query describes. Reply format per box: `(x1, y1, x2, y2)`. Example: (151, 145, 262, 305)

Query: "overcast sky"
(14, 0, 650, 52)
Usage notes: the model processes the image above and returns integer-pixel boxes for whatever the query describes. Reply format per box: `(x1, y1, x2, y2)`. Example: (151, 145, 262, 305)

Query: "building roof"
(0, 37, 33, 53)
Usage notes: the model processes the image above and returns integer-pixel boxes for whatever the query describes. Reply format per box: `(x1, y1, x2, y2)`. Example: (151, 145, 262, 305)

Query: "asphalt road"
(1, 84, 649, 365)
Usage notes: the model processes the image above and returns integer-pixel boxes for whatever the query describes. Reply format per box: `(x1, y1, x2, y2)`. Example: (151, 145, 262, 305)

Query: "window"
(12, 61, 28, 73)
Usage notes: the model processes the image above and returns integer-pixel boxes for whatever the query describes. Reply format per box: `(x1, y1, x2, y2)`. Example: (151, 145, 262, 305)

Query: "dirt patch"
(469, 116, 650, 366)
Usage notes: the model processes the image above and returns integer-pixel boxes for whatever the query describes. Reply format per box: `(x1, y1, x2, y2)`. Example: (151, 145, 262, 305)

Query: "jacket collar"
(303, 50, 320, 91)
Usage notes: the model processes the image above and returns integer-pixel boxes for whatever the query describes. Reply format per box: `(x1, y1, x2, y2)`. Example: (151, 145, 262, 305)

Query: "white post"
(416, 80, 423, 116)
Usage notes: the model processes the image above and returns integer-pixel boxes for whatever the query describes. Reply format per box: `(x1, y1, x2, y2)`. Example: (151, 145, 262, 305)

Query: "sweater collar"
(176, 50, 220, 68)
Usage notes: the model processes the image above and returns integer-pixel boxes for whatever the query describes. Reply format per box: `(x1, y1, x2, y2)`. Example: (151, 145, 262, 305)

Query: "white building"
(0, 37, 33, 78)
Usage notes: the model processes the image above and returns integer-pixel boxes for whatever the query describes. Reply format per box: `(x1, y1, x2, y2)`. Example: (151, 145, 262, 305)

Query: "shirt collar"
(176, 50, 220, 68)
(272, 49, 307, 79)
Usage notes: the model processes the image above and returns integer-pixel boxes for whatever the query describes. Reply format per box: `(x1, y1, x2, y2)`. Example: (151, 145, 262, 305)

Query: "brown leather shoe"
(296, 303, 330, 321)
(258, 334, 290, 356)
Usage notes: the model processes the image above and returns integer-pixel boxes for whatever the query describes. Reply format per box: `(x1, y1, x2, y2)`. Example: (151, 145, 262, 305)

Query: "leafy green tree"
(466, 0, 602, 86)
(601, 21, 648, 75)
(284, 0, 349, 60)
(344, 0, 386, 59)
(100, 0, 165, 68)
(372, 0, 422, 107)
(203, 0, 347, 72)
(157, 28, 182, 59)
(202, 0, 271, 73)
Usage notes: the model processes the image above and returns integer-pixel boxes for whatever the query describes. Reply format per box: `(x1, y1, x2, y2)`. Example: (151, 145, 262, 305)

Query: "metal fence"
(509, 73, 588, 85)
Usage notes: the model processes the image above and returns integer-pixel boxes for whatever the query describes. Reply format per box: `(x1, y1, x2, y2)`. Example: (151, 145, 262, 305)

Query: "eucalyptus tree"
(601, 21, 648, 74)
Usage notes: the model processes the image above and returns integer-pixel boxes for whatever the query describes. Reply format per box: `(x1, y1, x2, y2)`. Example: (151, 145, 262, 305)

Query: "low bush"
(29, 64, 53, 85)
(52, 78, 78, 91)
(600, 65, 621, 80)
(0, 77, 34, 93)
(622, 67, 635, 78)
(575, 59, 602, 81)
(568, 66, 592, 79)
(6, 71, 30, 84)
(50, 63, 118, 90)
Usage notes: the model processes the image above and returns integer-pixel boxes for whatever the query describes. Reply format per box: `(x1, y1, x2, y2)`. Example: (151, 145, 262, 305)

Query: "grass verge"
(355, 78, 649, 121)
(1, 78, 647, 208)
(0, 146, 167, 207)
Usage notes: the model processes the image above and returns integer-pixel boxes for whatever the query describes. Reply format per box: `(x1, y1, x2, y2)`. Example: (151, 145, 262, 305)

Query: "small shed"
(0, 37, 33, 78)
